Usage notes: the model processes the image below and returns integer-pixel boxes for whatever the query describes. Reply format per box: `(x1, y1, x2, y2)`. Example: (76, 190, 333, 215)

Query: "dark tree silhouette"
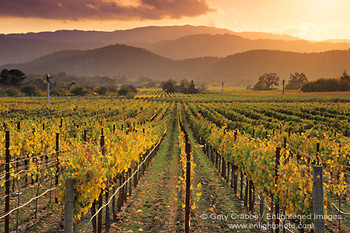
(0, 69, 26, 85)
(258, 73, 279, 89)
(285, 72, 308, 90)
(20, 85, 39, 96)
(160, 79, 176, 93)
(179, 79, 189, 93)
(118, 84, 137, 96)
(253, 80, 267, 90)
(187, 80, 198, 94)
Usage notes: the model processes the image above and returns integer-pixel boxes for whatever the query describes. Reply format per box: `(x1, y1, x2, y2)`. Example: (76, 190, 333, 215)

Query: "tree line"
(0, 69, 205, 97)
(301, 71, 350, 92)
(252, 71, 350, 92)
(0, 69, 140, 97)
(160, 79, 206, 94)
(252, 72, 308, 91)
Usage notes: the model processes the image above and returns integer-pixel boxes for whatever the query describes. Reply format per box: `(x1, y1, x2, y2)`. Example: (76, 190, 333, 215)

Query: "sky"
(0, 0, 350, 41)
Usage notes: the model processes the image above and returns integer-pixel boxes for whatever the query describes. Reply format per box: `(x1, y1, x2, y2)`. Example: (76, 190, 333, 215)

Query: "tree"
(176, 79, 198, 94)
(118, 85, 137, 96)
(31, 77, 47, 91)
(137, 76, 156, 88)
(253, 80, 267, 91)
(51, 88, 68, 96)
(301, 76, 350, 92)
(179, 79, 189, 93)
(21, 85, 40, 96)
(285, 72, 308, 90)
(4, 88, 20, 96)
(258, 73, 279, 89)
(187, 80, 198, 94)
(160, 79, 176, 93)
(94, 86, 108, 95)
(340, 70, 350, 81)
(0, 69, 26, 86)
(70, 86, 89, 96)
(197, 82, 207, 93)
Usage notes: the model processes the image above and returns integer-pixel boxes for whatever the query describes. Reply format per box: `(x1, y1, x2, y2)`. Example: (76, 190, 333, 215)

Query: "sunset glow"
(1, 0, 350, 40)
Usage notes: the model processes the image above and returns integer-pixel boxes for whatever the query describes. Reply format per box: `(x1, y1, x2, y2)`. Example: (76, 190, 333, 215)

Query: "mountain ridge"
(2, 44, 350, 86)
(2, 25, 350, 66)
(142, 34, 350, 59)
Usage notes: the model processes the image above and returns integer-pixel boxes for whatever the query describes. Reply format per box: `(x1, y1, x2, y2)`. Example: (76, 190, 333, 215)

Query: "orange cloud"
(0, 0, 213, 20)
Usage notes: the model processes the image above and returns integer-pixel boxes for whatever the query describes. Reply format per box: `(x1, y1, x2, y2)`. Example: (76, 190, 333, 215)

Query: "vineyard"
(0, 92, 350, 232)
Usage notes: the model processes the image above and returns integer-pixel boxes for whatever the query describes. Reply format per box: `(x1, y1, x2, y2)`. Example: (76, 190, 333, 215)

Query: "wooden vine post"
(313, 166, 325, 233)
(185, 133, 191, 233)
(64, 178, 75, 233)
(55, 133, 60, 203)
(275, 147, 281, 233)
(5, 131, 10, 233)
(179, 121, 192, 233)
(98, 130, 105, 233)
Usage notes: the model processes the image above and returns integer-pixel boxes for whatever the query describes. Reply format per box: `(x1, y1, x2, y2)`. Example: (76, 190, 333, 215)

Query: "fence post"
(134, 163, 138, 188)
(117, 175, 122, 211)
(98, 133, 105, 233)
(240, 171, 244, 200)
(83, 130, 87, 142)
(55, 133, 60, 203)
(233, 166, 237, 194)
(270, 194, 274, 233)
(231, 164, 234, 189)
(226, 162, 230, 183)
(260, 193, 264, 225)
(185, 160, 191, 233)
(313, 165, 325, 233)
(275, 147, 281, 233)
(128, 168, 132, 196)
(185, 132, 191, 233)
(249, 180, 253, 212)
(221, 158, 226, 179)
(244, 177, 248, 207)
(64, 178, 75, 233)
(5, 131, 10, 233)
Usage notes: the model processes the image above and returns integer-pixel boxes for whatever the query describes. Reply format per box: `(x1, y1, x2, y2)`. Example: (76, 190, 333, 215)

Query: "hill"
(4, 25, 296, 44)
(143, 34, 350, 59)
(2, 44, 176, 78)
(0, 36, 104, 66)
(205, 49, 350, 85)
(2, 44, 350, 86)
(0, 25, 302, 65)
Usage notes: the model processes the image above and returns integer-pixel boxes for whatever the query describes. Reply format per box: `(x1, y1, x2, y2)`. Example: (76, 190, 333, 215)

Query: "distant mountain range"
(4, 25, 299, 44)
(0, 35, 104, 66)
(0, 25, 309, 65)
(1, 25, 350, 86)
(142, 34, 350, 59)
(2, 44, 350, 86)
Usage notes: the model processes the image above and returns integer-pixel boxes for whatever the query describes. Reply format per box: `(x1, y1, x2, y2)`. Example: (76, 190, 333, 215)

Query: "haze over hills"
(144, 34, 350, 59)
(0, 36, 104, 66)
(1, 25, 350, 86)
(2, 44, 350, 86)
(4, 25, 298, 44)
(4, 25, 235, 44)
(0, 25, 304, 66)
(203, 49, 350, 85)
(2, 45, 176, 78)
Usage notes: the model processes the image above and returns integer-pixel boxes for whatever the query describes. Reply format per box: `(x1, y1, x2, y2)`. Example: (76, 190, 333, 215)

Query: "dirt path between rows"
(188, 130, 260, 232)
(112, 110, 258, 232)
(113, 115, 183, 233)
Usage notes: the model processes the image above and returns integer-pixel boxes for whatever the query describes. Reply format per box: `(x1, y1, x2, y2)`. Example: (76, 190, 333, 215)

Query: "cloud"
(0, 0, 213, 20)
